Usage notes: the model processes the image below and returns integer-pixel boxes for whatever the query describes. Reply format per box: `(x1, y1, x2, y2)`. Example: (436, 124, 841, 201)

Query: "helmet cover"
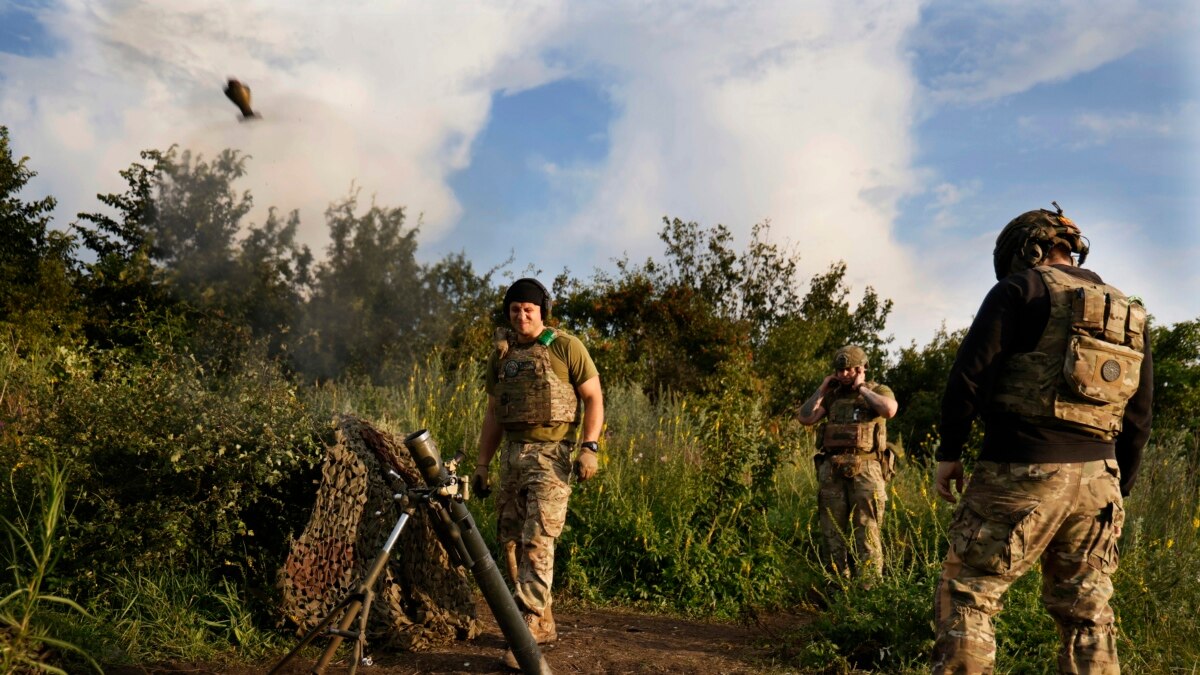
(833, 345, 868, 370)
(993, 202, 1089, 280)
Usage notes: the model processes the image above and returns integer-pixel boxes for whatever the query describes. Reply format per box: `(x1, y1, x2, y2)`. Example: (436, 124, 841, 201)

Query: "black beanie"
(503, 279, 548, 314)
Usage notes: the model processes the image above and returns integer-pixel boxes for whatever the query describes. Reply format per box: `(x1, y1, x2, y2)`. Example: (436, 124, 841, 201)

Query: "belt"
(820, 448, 879, 457)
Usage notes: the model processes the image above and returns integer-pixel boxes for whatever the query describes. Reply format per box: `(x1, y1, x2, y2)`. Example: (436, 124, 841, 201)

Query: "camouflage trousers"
(496, 440, 573, 617)
(816, 453, 887, 578)
(934, 459, 1125, 675)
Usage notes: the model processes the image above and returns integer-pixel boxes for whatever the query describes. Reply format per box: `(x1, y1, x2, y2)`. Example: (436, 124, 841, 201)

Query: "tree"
(883, 325, 966, 458)
(231, 207, 313, 354)
(555, 217, 893, 404)
(296, 190, 430, 381)
(756, 261, 894, 414)
(655, 218, 804, 343)
(421, 251, 501, 369)
(0, 126, 78, 339)
(75, 147, 316, 357)
(147, 148, 252, 301)
(1150, 317, 1200, 440)
(74, 149, 178, 349)
(553, 218, 760, 397)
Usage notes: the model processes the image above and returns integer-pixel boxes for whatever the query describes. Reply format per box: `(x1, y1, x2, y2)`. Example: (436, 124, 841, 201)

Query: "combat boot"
(501, 609, 557, 670)
(534, 606, 557, 643)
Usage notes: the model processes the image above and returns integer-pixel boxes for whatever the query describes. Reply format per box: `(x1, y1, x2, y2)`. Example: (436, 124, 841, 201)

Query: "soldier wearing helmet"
(797, 344, 899, 579)
(932, 204, 1154, 674)
(471, 278, 604, 670)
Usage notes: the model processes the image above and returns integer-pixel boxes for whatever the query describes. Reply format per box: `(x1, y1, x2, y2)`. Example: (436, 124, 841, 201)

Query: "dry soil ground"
(106, 602, 802, 675)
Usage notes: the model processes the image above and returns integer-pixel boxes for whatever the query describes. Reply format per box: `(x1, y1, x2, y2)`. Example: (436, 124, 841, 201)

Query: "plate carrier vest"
(494, 328, 579, 429)
(992, 266, 1146, 440)
(820, 385, 887, 455)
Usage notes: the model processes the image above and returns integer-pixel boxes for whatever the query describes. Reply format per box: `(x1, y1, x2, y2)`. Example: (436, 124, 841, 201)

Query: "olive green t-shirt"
(486, 329, 599, 443)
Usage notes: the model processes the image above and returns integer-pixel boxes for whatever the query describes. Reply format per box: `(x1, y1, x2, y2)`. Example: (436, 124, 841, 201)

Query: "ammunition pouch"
(822, 423, 875, 452)
(829, 453, 866, 479)
(1063, 335, 1142, 405)
(881, 445, 898, 482)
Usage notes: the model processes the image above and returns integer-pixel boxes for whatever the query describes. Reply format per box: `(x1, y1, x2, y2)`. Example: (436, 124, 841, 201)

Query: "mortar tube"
(404, 429, 551, 675)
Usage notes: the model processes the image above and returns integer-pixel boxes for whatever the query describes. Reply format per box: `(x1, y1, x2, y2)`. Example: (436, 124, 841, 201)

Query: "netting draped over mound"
(279, 415, 480, 650)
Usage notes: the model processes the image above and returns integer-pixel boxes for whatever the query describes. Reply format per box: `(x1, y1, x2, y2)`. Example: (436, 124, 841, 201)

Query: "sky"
(1, 0, 1197, 348)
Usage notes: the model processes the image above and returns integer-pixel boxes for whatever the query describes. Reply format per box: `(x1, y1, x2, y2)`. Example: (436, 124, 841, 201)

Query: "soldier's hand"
(471, 467, 492, 499)
(935, 460, 964, 504)
(574, 450, 599, 481)
(819, 374, 838, 395)
(851, 370, 866, 391)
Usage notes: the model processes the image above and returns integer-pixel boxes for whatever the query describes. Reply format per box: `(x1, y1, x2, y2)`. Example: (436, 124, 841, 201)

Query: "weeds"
(772, 434, 1200, 673)
(3, 337, 1197, 673)
(84, 570, 284, 665)
(0, 459, 100, 674)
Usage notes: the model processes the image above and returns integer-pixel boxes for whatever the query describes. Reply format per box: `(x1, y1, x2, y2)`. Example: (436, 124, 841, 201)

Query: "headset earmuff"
(1019, 239, 1045, 266)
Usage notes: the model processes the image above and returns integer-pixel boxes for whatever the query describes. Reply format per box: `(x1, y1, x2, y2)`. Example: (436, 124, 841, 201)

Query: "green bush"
(1, 332, 323, 591)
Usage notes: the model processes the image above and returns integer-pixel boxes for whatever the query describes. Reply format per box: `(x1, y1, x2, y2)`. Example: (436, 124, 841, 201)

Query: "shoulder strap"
(493, 327, 512, 359)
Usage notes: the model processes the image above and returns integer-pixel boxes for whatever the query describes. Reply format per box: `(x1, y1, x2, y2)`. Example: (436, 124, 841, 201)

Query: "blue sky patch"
(0, 3, 58, 58)
(433, 78, 614, 267)
(896, 39, 1196, 251)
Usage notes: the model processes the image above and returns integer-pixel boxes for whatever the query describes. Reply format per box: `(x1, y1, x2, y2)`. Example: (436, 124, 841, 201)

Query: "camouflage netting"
(279, 414, 480, 650)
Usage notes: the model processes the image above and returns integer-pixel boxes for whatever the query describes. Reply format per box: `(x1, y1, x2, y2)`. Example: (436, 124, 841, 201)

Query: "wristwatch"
(579, 441, 599, 453)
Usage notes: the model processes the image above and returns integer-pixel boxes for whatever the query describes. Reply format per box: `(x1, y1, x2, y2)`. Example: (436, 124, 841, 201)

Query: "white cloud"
(1070, 104, 1192, 147)
(4, 0, 1194, 347)
(532, 0, 935, 342)
(928, 180, 983, 231)
(1010, 101, 1197, 154)
(2, 0, 566, 255)
(914, 0, 1189, 105)
(1075, 214, 1199, 327)
(5, 0, 941, 341)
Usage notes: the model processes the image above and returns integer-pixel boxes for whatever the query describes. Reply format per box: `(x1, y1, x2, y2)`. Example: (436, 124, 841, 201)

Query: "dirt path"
(109, 603, 799, 674)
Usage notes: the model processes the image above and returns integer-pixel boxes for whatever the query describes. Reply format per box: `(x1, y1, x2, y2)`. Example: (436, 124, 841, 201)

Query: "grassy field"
(4, 352, 1198, 673)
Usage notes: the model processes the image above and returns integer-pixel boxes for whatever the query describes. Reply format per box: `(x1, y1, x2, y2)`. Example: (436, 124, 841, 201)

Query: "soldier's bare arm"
(574, 375, 603, 481)
(472, 395, 502, 496)
(859, 385, 899, 419)
(797, 375, 835, 424)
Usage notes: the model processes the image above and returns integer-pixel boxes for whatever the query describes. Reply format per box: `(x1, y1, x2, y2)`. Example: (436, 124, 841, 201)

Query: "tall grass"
(0, 459, 100, 674)
(3, 341, 1196, 673)
(84, 571, 284, 665)
(772, 434, 1200, 674)
(307, 356, 488, 461)
(557, 379, 789, 615)
(309, 365, 1200, 672)
(1112, 430, 1200, 672)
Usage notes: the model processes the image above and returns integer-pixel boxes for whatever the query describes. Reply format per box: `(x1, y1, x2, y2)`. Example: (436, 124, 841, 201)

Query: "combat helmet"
(992, 202, 1089, 280)
(832, 345, 868, 370)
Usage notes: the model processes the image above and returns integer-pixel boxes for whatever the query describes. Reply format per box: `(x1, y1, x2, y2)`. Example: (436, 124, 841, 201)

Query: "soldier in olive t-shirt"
(471, 278, 604, 668)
